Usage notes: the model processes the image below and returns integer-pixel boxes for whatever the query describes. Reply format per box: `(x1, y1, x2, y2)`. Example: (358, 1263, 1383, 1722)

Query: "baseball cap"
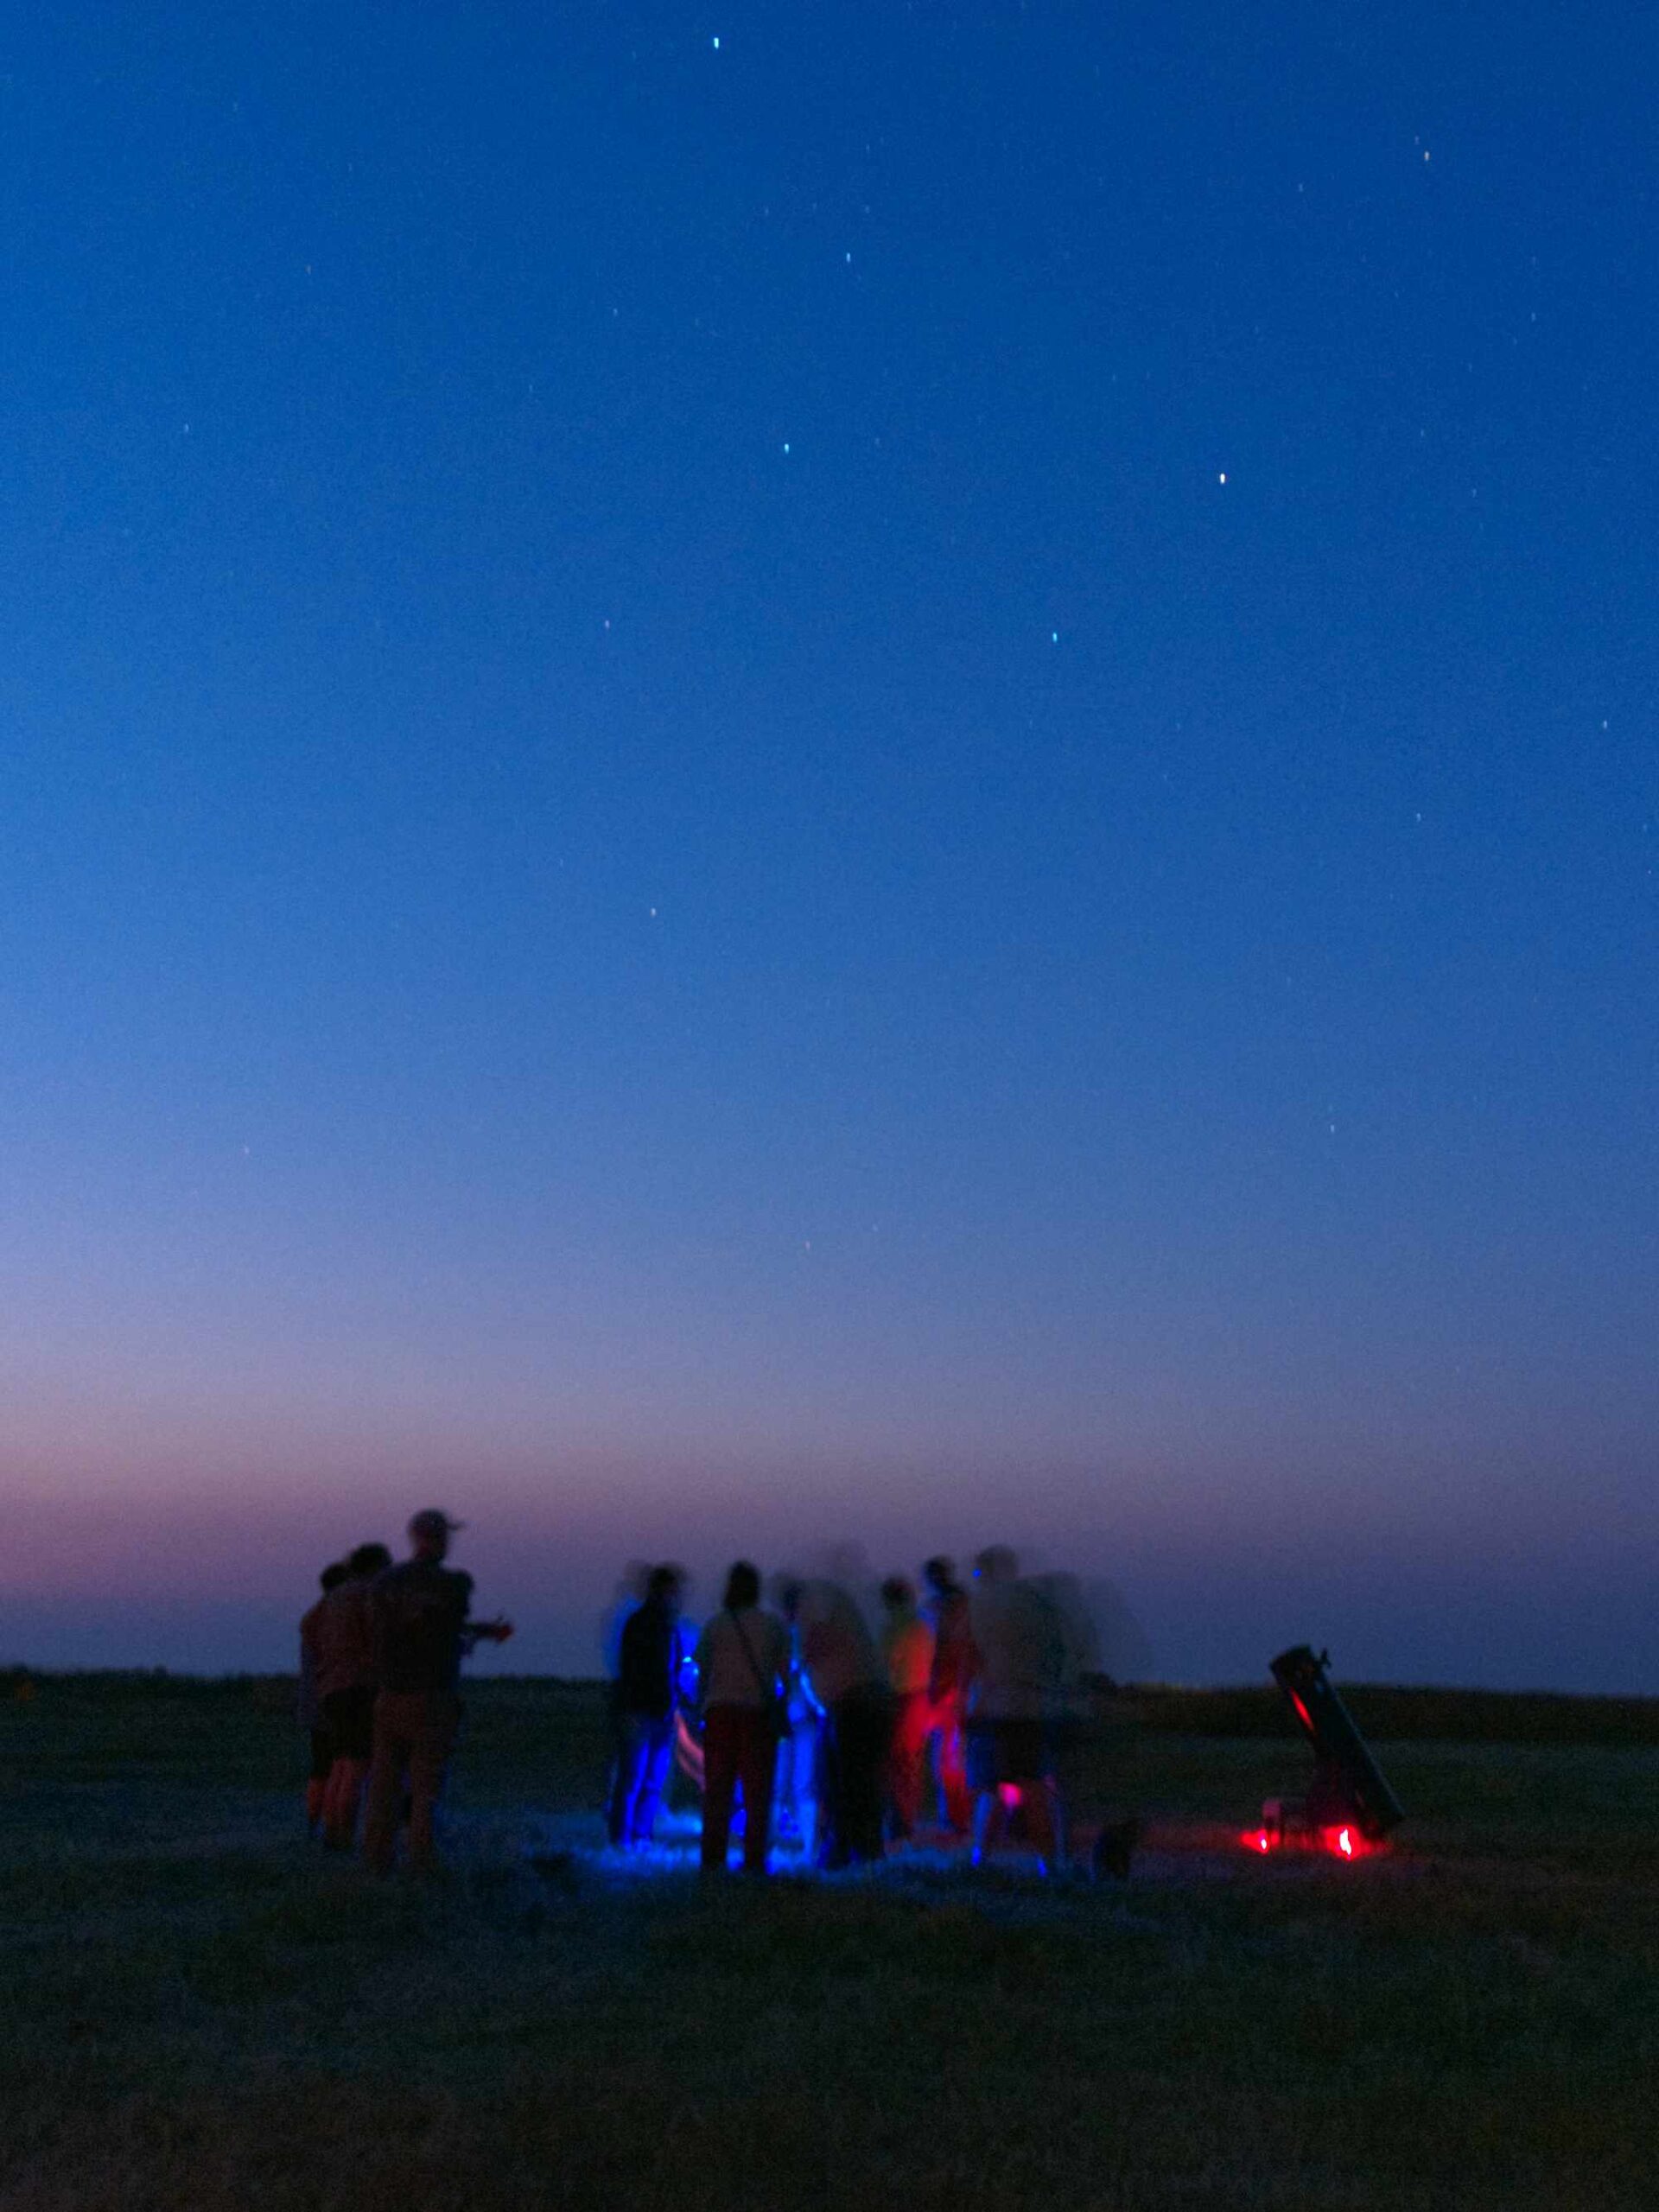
(409, 1509, 465, 1540)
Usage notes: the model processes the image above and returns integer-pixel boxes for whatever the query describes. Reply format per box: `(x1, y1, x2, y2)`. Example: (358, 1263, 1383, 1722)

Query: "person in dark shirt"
(362, 1510, 512, 1874)
(607, 1564, 688, 1848)
(298, 1560, 349, 1836)
(315, 1540, 392, 1850)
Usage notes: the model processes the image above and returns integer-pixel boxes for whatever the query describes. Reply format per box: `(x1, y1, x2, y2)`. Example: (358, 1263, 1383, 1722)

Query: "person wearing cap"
(362, 1510, 512, 1875)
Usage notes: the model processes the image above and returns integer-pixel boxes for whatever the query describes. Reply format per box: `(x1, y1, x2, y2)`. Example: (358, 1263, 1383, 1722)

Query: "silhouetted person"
(923, 1555, 973, 1834)
(600, 1560, 653, 1678)
(694, 1561, 788, 1875)
(315, 1541, 392, 1849)
(608, 1564, 689, 1848)
(299, 1561, 348, 1835)
(783, 1576, 890, 1868)
(880, 1575, 933, 1839)
(363, 1510, 512, 1875)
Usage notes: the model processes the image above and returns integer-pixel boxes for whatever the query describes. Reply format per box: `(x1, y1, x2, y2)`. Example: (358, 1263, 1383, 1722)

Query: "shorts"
(321, 1684, 377, 1761)
(965, 1718, 1046, 1790)
(308, 1727, 335, 1783)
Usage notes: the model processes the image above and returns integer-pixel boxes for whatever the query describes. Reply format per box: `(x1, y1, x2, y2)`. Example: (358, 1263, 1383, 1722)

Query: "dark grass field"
(1, 1673, 1655, 2210)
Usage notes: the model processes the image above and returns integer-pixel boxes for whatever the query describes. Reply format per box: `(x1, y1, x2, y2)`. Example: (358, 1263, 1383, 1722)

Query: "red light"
(1317, 1823, 1376, 1859)
(1243, 1821, 1385, 1861)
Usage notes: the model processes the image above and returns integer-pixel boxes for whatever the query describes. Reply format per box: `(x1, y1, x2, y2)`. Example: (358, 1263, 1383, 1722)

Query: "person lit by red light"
(880, 1575, 933, 1840)
(921, 1556, 973, 1835)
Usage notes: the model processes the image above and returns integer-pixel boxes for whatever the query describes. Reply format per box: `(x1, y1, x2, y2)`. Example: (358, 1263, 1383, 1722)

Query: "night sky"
(3, 4, 1655, 1688)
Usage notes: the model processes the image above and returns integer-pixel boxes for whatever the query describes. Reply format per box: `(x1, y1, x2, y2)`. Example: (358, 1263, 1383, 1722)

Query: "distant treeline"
(1124, 1681, 1659, 1746)
(5, 1666, 1657, 1746)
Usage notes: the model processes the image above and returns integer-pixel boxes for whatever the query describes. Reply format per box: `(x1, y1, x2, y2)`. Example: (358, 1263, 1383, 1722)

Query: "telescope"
(1246, 1644, 1404, 1857)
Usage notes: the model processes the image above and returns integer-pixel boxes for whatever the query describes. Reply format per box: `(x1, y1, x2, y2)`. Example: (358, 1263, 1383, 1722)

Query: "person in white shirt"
(693, 1561, 790, 1875)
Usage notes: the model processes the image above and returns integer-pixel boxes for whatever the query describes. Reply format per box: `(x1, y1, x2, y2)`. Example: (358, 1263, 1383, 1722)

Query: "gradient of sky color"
(3, 3, 1655, 1687)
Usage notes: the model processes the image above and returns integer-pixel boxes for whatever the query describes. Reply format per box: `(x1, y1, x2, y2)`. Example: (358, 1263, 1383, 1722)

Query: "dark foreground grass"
(0, 1677, 1655, 2210)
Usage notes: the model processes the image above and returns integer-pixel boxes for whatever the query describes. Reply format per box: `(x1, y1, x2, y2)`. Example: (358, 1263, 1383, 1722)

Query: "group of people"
(299, 1522, 1135, 1882)
(607, 1548, 1136, 1879)
(297, 1509, 512, 1873)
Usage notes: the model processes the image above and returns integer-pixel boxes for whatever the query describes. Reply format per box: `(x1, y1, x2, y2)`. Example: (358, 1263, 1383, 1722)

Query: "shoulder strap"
(727, 1606, 777, 1700)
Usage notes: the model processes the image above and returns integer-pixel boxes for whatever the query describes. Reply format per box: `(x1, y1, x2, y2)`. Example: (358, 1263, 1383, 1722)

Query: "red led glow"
(1240, 1823, 1382, 1861)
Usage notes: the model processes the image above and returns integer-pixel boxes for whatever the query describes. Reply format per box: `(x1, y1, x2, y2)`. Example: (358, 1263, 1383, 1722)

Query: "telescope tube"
(1270, 1645, 1405, 1841)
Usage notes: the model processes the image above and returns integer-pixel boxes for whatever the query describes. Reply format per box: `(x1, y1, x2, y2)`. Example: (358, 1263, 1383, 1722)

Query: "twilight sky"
(3, 3, 1655, 1688)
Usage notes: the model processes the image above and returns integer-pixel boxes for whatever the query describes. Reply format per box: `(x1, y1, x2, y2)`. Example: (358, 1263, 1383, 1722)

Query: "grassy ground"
(0, 1675, 1655, 2210)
